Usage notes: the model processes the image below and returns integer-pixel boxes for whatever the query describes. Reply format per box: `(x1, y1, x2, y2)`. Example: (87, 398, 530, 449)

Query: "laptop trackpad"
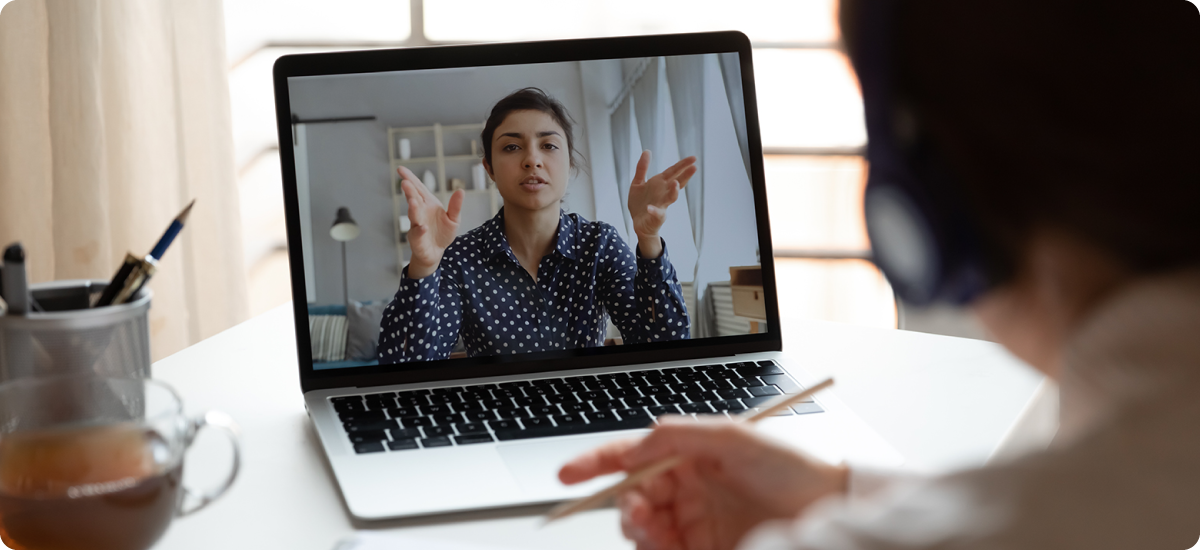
(497, 433, 637, 498)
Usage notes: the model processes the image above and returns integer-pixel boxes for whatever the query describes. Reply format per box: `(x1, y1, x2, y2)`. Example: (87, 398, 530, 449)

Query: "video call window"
(288, 54, 762, 370)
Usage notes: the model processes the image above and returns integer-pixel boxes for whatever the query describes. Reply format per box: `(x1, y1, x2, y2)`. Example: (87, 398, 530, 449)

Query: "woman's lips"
(519, 177, 548, 191)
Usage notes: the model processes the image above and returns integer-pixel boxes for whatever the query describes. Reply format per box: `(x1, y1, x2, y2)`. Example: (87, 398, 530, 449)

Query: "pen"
(2, 243, 30, 315)
(94, 200, 195, 307)
(543, 378, 836, 524)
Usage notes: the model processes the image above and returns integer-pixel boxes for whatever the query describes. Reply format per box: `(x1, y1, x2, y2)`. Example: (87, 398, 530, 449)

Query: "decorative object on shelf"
(472, 163, 488, 190)
(398, 138, 411, 160)
(470, 139, 478, 157)
(397, 215, 411, 243)
(330, 207, 360, 306)
(422, 169, 438, 193)
(449, 178, 466, 192)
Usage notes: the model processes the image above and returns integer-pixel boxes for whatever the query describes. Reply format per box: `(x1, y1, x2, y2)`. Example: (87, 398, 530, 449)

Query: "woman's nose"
(523, 150, 543, 168)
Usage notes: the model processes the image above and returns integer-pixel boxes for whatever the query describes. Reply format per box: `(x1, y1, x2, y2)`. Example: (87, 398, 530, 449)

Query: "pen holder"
(0, 279, 152, 384)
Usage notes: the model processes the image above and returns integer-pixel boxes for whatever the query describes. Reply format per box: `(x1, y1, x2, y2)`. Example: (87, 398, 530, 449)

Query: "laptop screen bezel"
(273, 31, 783, 393)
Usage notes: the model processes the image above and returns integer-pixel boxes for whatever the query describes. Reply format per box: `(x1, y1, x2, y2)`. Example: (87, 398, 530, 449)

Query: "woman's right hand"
(559, 418, 848, 550)
(399, 166, 464, 279)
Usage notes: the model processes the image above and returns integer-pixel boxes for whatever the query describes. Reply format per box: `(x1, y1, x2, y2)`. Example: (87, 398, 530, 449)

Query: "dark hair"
(481, 88, 581, 169)
(849, 0, 1200, 276)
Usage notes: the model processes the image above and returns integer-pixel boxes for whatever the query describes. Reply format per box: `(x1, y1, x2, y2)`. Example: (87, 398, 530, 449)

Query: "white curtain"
(609, 92, 637, 240)
(718, 52, 752, 182)
(611, 58, 698, 278)
(665, 54, 710, 337)
(0, 0, 248, 360)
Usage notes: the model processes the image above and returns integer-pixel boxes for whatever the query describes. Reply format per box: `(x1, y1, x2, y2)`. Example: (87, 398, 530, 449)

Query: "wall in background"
(288, 62, 594, 305)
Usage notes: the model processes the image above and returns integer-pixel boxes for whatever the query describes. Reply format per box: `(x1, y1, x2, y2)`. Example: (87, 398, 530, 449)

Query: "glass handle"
(177, 410, 241, 517)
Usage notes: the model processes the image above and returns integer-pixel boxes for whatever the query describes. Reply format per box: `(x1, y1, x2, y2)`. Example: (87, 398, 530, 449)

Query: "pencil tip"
(177, 199, 196, 223)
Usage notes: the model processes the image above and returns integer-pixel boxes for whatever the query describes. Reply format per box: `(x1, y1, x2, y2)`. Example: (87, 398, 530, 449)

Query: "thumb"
(632, 150, 651, 185)
(446, 189, 465, 223)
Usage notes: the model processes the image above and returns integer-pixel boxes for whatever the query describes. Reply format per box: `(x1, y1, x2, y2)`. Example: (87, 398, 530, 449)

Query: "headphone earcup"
(864, 180, 942, 305)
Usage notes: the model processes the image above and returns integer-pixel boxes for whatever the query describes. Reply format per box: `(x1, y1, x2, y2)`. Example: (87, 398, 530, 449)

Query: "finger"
(659, 156, 697, 182)
(559, 438, 640, 484)
(401, 179, 427, 226)
(630, 491, 681, 550)
(641, 467, 677, 508)
(654, 181, 679, 208)
(398, 166, 437, 202)
(632, 150, 651, 185)
(446, 189, 465, 224)
(625, 420, 749, 469)
(674, 165, 698, 191)
(671, 471, 711, 531)
(621, 491, 654, 545)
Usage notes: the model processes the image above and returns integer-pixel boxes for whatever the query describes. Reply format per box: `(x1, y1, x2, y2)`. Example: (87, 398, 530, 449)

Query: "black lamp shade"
(330, 207, 360, 241)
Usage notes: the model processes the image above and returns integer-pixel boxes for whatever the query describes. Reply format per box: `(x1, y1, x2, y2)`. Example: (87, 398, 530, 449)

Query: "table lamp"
(330, 207, 360, 305)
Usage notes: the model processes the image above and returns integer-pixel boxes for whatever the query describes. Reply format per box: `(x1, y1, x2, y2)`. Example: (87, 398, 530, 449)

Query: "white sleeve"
(737, 468, 1000, 550)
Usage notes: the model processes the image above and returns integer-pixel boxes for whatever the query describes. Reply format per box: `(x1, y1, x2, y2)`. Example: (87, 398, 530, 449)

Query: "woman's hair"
(846, 0, 1200, 277)
(481, 87, 581, 169)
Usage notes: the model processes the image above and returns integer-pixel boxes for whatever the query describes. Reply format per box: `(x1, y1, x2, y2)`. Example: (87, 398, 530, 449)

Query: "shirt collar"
(482, 208, 578, 262)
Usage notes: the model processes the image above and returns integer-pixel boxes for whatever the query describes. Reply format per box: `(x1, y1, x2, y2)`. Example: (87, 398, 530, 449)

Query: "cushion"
(346, 300, 389, 361)
(309, 314, 347, 362)
(308, 304, 347, 316)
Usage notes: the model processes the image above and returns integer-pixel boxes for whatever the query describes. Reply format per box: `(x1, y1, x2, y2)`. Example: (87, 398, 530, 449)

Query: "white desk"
(147, 305, 1041, 550)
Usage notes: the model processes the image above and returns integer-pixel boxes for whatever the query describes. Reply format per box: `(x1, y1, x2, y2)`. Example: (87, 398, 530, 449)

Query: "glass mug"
(0, 375, 240, 550)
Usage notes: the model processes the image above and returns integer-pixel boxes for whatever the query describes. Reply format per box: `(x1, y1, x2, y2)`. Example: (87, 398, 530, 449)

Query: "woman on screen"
(378, 88, 693, 362)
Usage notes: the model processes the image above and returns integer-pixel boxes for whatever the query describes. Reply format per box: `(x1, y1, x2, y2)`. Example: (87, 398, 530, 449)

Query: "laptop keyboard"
(332, 360, 823, 454)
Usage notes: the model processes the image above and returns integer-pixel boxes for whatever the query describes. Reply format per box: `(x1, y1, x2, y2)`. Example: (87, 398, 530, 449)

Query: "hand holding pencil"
(555, 379, 847, 548)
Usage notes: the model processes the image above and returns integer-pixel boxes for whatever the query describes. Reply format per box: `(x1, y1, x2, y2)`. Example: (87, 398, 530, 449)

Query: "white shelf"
(391, 154, 480, 165)
(386, 121, 499, 271)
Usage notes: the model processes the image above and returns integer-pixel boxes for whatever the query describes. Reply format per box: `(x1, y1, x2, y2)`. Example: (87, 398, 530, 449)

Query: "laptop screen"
(276, 34, 780, 386)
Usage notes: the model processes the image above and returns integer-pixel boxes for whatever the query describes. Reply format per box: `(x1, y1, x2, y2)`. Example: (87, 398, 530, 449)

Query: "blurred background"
(1, 0, 1198, 355)
(227, 0, 897, 332)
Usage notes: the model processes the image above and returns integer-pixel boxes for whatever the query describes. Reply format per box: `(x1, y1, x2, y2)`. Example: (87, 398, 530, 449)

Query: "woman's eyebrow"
(498, 131, 561, 139)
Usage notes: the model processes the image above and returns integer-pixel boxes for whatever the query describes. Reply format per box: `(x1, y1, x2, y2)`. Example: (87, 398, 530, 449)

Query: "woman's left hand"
(628, 151, 697, 258)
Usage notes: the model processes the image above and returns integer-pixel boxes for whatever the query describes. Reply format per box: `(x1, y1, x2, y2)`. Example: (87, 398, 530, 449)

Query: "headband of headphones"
(853, 0, 990, 306)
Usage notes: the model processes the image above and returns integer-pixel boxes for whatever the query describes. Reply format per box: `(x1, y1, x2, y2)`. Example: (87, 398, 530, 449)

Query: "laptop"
(272, 31, 901, 520)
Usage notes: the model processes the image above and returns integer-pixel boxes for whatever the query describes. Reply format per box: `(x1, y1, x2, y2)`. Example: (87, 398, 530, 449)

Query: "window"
(225, 0, 894, 328)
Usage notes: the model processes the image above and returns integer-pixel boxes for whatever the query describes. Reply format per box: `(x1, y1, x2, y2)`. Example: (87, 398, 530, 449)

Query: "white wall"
(288, 62, 595, 304)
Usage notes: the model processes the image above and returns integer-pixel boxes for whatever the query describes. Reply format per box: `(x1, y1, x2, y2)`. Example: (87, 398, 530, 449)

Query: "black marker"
(2, 243, 29, 315)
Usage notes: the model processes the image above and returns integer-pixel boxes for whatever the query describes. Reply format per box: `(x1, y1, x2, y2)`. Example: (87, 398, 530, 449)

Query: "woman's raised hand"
(627, 151, 697, 258)
(399, 166, 464, 279)
(559, 418, 848, 550)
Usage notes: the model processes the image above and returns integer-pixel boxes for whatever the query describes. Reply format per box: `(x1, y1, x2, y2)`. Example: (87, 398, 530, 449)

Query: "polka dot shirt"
(377, 208, 690, 362)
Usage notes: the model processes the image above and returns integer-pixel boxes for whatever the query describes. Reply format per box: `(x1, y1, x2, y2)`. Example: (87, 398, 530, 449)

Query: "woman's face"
(484, 109, 570, 214)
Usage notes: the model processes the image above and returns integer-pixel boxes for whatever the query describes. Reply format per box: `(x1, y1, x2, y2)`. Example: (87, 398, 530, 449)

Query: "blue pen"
(95, 199, 195, 307)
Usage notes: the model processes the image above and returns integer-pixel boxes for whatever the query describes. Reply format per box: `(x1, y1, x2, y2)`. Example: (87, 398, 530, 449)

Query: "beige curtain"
(0, 0, 248, 360)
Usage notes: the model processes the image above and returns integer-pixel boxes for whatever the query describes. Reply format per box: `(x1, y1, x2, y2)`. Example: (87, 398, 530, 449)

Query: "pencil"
(543, 377, 836, 524)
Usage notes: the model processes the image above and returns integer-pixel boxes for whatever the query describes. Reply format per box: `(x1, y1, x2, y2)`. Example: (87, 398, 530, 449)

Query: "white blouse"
(743, 269, 1200, 550)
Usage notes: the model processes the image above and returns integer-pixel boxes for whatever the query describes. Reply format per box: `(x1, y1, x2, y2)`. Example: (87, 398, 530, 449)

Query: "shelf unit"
(386, 122, 501, 269)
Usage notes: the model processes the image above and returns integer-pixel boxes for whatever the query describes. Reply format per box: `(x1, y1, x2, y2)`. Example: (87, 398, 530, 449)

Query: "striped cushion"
(309, 315, 347, 362)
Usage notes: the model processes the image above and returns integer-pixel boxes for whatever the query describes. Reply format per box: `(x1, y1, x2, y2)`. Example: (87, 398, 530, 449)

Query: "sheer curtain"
(595, 54, 757, 338)
(0, 0, 248, 360)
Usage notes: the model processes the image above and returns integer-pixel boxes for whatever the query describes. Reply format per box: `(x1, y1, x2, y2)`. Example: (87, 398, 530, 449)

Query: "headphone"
(853, 0, 992, 306)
